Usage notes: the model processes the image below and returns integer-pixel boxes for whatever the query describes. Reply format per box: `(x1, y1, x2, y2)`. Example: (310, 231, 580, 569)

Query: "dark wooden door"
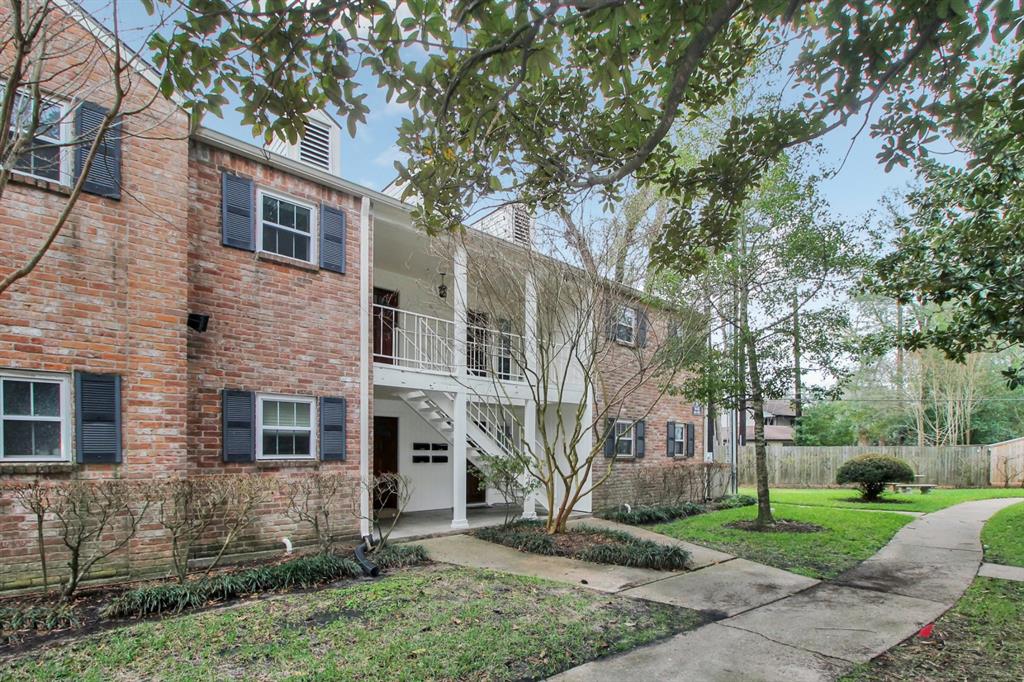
(373, 288, 399, 364)
(373, 416, 399, 509)
(467, 461, 486, 504)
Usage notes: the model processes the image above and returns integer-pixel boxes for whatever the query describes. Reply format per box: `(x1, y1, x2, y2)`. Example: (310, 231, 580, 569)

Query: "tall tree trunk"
(792, 288, 802, 419)
(739, 272, 774, 526)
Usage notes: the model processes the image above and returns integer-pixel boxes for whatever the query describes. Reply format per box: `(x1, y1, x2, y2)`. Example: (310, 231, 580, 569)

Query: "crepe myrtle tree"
(146, 0, 1016, 267)
(0, 0, 176, 295)
(437, 206, 705, 535)
(652, 154, 862, 527)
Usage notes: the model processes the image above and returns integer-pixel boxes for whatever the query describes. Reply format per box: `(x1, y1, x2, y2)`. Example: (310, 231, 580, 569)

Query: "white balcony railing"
(373, 304, 525, 381)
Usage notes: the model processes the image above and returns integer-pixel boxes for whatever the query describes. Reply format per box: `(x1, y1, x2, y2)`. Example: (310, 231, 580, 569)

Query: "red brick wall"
(186, 141, 366, 554)
(591, 304, 712, 511)
(0, 7, 190, 589)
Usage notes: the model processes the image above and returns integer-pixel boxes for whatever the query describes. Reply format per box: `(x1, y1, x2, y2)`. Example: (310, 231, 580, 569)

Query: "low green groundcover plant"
(474, 521, 689, 570)
(103, 544, 428, 619)
(596, 494, 756, 525)
(1, 603, 81, 645)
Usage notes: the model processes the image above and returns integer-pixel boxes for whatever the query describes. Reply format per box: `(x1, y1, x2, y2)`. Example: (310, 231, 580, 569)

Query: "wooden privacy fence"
(738, 445, 991, 488)
(989, 437, 1024, 487)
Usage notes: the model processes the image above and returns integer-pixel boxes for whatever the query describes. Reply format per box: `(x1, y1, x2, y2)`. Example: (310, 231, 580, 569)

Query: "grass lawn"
(654, 503, 912, 579)
(982, 501, 1024, 567)
(0, 565, 702, 681)
(740, 486, 1024, 514)
(841, 577, 1024, 681)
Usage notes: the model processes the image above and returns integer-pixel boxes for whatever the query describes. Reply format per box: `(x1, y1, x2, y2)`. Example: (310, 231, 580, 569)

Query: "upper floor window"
(9, 93, 67, 183)
(615, 306, 638, 346)
(0, 371, 70, 461)
(257, 394, 316, 459)
(258, 190, 316, 263)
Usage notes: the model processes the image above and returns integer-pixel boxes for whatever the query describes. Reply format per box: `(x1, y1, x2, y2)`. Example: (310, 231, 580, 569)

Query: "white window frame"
(256, 188, 318, 264)
(0, 369, 72, 462)
(7, 91, 72, 186)
(614, 419, 635, 459)
(615, 306, 637, 346)
(255, 393, 317, 460)
(671, 423, 686, 457)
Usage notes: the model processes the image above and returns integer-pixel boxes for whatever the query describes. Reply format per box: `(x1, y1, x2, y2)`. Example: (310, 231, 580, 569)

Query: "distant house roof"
(763, 400, 798, 418)
(744, 424, 795, 444)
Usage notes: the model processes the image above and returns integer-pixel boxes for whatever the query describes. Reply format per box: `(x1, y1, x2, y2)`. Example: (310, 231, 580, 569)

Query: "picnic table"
(889, 482, 936, 494)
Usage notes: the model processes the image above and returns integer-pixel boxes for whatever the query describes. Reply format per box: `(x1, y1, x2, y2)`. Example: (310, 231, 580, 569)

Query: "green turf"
(0, 565, 702, 681)
(739, 486, 1024, 513)
(982, 501, 1024, 568)
(654, 503, 912, 579)
(841, 577, 1024, 681)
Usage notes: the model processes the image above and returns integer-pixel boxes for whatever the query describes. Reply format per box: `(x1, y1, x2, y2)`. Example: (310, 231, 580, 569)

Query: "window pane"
(2, 420, 33, 456)
(276, 432, 295, 455)
(263, 432, 278, 455)
(295, 207, 310, 233)
(33, 422, 61, 457)
(262, 225, 277, 253)
(616, 438, 632, 456)
(294, 432, 311, 456)
(3, 381, 31, 415)
(263, 195, 278, 224)
(294, 402, 310, 428)
(263, 400, 279, 427)
(294, 234, 309, 262)
(279, 201, 295, 228)
(277, 230, 295, 258)
(33, 382, 60, 417)
(32, 145, 61, 180)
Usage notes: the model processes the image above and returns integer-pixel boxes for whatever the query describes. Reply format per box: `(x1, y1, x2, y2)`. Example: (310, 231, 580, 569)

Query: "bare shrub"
(4, 482, 55, 592)
(475, 452, 537, 526)
(50, 479, 152, 600)
(350, 472, 414, 549)
(286, 472, 350, 554)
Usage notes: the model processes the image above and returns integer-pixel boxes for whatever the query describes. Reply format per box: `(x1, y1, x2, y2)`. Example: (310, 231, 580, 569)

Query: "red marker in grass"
(918, 623, 935, 639)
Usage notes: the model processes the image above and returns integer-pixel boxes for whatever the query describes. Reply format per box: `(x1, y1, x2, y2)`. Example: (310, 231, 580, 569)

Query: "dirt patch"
(549, 530, 621, 555)
(725, 519, 825, 533)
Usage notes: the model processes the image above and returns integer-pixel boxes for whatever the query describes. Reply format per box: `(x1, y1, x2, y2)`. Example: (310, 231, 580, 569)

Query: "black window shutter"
(74, 102, 121, 199)
(603, 418, 615, 458)
(320, 396, 347, 461)
(222, 389, 255, 462)
(686, 422, 696, 458)
(221, 172, 255, 250)
(666, 421, 676, 457)
(319, 204, 346, 273)
(75, 372, 122, 464)
(637, 308, 649, 347)
(635, 419, 646, 458)
(604, 303, 616, 340)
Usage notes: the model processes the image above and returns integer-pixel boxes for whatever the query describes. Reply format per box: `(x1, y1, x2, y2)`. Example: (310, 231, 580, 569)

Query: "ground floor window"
(671, 423, 686, 456)
(614, 420, 635, 458)
(257, 394, 316, 459)
(0, 371, 70, 461)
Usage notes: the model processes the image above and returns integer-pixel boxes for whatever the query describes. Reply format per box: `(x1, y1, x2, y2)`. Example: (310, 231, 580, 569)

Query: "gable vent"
(512, 205, 531, 246)
(299, 120, 333, 172)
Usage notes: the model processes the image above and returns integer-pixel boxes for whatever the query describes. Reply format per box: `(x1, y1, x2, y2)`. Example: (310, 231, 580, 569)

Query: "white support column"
(521, 270, 540, 519)
(452, 391, 469, 529)
(358, 197, 372, 537)
(452, 242, 469, 529)
(576, 390, 595, 513)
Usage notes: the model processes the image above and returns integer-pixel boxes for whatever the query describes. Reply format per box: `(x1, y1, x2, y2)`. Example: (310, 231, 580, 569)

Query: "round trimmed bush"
(836, 454, 915, 500)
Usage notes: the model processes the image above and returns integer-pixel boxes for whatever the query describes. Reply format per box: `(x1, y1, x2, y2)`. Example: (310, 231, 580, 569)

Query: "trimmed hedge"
(102, 545, 428, 620)
(715, 494, 757, 509)
(837, 454, 915, 500)
(474, 521, 689, 570)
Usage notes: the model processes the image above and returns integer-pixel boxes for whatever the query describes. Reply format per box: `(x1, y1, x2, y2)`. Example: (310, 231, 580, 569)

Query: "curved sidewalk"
(553, 497, 1023, 682)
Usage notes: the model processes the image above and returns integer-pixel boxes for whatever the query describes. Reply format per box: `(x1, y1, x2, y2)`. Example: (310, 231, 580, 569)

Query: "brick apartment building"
(0, 2, 717, 592)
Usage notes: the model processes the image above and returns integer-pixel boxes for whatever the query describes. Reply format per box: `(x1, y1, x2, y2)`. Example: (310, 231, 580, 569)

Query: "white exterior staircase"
(396, 389, 523, 470)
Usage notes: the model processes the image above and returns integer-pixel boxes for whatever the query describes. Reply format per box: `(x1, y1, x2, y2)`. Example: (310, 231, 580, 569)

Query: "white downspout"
(359, 196, 371, 537)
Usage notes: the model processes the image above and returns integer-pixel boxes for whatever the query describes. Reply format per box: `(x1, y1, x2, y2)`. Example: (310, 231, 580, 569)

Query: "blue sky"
(106, 2, 916, 224)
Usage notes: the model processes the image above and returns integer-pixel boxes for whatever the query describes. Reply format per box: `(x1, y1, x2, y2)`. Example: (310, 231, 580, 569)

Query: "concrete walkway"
(979, 562, 1024, 582)
(553, 497, 1023, 681)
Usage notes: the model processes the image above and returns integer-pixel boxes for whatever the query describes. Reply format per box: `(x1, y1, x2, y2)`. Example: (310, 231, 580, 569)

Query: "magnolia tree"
(0, 0, 178, 295)
(438, 206, 704, 534)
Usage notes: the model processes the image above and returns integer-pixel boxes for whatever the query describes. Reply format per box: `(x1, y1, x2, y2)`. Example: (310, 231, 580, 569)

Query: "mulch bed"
(725, 519, 825, 533)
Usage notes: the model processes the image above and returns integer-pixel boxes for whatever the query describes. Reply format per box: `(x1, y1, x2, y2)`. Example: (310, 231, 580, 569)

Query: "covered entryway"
(373, 415, 399, 509)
